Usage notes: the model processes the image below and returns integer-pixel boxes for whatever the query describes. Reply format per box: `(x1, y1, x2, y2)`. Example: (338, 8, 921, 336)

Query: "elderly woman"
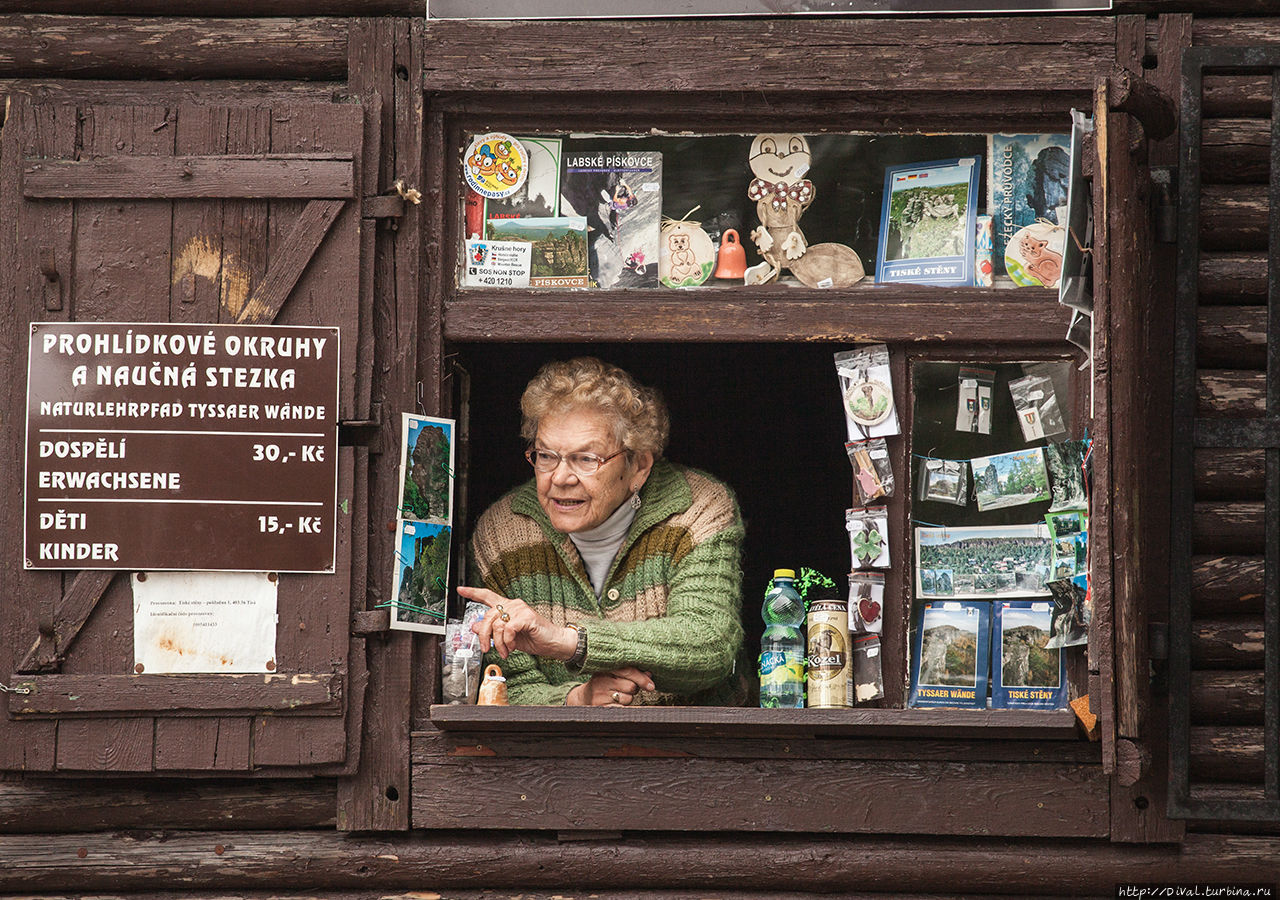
(458, 357, 745, 706)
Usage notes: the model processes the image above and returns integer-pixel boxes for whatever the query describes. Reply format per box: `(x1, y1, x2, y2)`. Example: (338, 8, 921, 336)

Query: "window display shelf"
(428, 704, 1081, 741)
(445, 284, 1072, 344)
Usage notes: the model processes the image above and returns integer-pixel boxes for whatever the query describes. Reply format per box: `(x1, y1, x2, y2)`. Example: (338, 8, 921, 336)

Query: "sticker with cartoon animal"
(464, 132, 528, 200)
(1005, 221, 1066, 289)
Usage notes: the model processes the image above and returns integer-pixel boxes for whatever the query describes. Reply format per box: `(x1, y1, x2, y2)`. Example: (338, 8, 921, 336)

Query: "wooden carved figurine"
(745, 133, 865, 288)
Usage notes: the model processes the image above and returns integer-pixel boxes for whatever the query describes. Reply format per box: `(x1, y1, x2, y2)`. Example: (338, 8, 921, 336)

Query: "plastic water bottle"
(759, 568, 806, 708)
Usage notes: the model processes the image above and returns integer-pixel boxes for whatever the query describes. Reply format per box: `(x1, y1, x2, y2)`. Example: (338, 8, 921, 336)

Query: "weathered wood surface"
(0, 831, 1277, 893)
(413, 755, 1108, 836)
(1201, 119, 1269, 185)
(7, 673, 341, 716)
(24, 156, 355, 199)
(0, 0, 416, 12)
(412, 726, 1100, 765)
(427, 706, 1081, 739)
(16, 569, 116, 673)
(1200, 187, 1268, 251)
(1194, 450, 1265, 500)
(0, 16, 348, 80)
(445, 289, 1072, 344)
(0, 778, 335, 832)
(1199, 252, 1267, 304)
(422, 18, 1114, 93)
(1197, 307, 1267, 369)
(1193, 16, 1280, 45)
(0, 78, 341, 107)
(1203, 75, 1271, 118)
(1193, 502, 1265, 553)
(1190, 670, 1266, 725)
(1197, 370, 1267, 416)
(1190, 618, 1267, 668)
(1192, 555, 1265, 614)
(1190, 726, 1266, 782)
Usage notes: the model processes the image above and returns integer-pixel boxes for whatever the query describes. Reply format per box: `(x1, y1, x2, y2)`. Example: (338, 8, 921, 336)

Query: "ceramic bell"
(713, 229, 747, 279)
(477, 663, 508, 705)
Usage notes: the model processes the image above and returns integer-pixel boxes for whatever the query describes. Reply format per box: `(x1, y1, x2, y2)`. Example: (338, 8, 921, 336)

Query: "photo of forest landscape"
(918, 606, 981, 686)
(394, 521, 451, 627)
(916, 525, 1052, 599)
(998, 604, 1059, 687)
(400, 417, 452, 522)
(971, 447, 1051, 511)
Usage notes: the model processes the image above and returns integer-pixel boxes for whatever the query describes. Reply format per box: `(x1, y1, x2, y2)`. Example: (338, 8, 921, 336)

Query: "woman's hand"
(460, 585, 577, 661)
(566, 668, 655, 706)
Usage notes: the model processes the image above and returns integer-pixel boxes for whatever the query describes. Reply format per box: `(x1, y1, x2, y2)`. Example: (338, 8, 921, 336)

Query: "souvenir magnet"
(464, 133, 528, 200)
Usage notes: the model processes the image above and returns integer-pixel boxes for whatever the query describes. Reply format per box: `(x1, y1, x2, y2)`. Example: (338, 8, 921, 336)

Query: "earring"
(629, 489, 643, 510)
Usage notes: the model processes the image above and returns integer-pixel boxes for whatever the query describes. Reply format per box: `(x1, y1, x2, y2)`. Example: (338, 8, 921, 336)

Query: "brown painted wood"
(1190, 725, 1265, 783)
(1, 831, 1280, 894)
(428, 705, 1081, 739)
(1190, 670, 1266, 725)
(412, 756, 1109, 836)
(1199, 252, 1267, 305)
(155, 716, 252, 771)
(1197, 370, 1267, 416)
(444, 289, 1072, 344)
(15, 569, 116, 673)
(24, 156, 354, 200)
(54, 717, 154, 772)
(0, 78, 340, 107)
(1191, 555, 1265, 615)
(1200, 186, 1268, 251)
(1193, 16, 1280, 45)
(1201, 119, 1270, 185)
(7, 673, 341, 716)
(0, 16, 348, 80)
(1203, 75, 1271, 118)
(251, 716, 348, 768)
(0, 0, 417, 13)
(1107, 66, 1176, 141)
(1198, 307, 1267, 369)
(412, 727, 1101, 765)
(422, 18, 1114, 94)
(1193, 502, 1265, 554)
(1194, 449, 1265, 500)
(1190, 618, 1266, 669)
(234, 199, 345, 325)
(170, 104, 229, 322)
(0, 777, 335, 832)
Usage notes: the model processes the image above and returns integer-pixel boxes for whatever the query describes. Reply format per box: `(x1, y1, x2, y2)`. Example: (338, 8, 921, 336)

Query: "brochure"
(560, 149, 662, 288)
(991, 600, 1067, 709)
(876, 156, 979, 287)
(909, 600, 991, 709)
(987, 133, 1070, 279)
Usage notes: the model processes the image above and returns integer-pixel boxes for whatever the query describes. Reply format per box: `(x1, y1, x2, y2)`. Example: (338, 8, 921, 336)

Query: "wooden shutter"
(1170, 47, 1279, 821)
(0, 97, 373, 774)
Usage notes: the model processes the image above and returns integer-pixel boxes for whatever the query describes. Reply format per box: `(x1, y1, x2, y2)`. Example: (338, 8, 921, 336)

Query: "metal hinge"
(362, 179, 423, 222)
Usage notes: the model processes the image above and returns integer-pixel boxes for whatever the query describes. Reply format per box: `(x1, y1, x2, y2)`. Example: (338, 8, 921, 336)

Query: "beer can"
(806, 595, 851, 708)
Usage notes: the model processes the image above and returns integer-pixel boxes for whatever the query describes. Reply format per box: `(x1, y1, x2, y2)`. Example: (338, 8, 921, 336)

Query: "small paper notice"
(464, 239, 532, 288)
(133, 571, 277, 674)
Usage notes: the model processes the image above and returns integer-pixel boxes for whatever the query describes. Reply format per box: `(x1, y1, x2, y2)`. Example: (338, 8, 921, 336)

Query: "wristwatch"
(565, 621, 588, 671)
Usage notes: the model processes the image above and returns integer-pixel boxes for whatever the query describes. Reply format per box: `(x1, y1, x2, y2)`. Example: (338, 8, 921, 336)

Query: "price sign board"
(24, 323, 339, 572)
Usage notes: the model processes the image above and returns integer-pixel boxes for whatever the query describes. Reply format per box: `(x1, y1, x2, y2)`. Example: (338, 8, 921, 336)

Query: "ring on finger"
(611, 691, 621, 703)
(495, 604, 511, 623)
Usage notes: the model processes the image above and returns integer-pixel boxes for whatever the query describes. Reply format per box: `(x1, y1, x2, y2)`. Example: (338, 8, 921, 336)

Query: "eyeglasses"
(525, 447, 626, 477)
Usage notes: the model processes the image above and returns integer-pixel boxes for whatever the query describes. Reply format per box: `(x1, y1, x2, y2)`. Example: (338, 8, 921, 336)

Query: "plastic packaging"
(759, 568, 806, 708)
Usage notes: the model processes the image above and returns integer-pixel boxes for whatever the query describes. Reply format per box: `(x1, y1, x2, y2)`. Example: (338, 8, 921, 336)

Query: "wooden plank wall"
(1184, 19, 1274, 810)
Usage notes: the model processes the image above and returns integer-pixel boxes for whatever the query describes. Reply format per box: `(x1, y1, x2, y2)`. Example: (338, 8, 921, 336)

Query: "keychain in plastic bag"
(917, 457, 969, 507)
(1009, 370, 1066, 442)
(956, 367, 995, 435)
(848, 571, 884, 634)
(846, 506, 890, 569)
(845, 438, 894, 505)
(441, 601, 487, 704)
(834, 345, 899, 440)
(852, 634, 885, 702)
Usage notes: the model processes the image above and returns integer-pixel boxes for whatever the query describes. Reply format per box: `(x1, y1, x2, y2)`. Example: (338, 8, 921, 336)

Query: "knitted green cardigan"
(470, 459, 746, 706)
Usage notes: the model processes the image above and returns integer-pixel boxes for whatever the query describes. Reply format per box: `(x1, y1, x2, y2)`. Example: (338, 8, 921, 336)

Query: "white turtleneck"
(568, 496, 637, 599)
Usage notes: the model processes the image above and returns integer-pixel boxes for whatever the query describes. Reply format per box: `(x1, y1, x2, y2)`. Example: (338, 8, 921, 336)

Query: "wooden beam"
(1201, 185, 1268, 251)
(24, 156, 355, 199)
(15, 569, 115, 673)
(422, 17, 1113, 94)
(0, 830, 1277, 893)
(1198, 307, 1267, 369)
(0, 0, 418, 12)
(7, 673, 342, 716)
(1190, 618, 1267, 668)
(0, 16, 347, 80)
(235, 199, 345, 325)
(1192, 554, 1265, 614)
(1193, 501, 1266, 554)
(1197, 370, 1267, 416)
(1194, 450, 1266, 500)
(1200, 252, 1267, 303)
(1190, 670, 1266, 725)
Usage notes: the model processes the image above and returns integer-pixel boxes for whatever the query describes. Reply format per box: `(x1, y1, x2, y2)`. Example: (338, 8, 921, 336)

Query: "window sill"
(428, 704, 1081, 741)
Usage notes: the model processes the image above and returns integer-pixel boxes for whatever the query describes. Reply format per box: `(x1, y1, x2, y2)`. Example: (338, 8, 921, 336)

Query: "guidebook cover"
(991, 600, 1067, 709)
(876, 157, 979, 287)
(987, 134, 1070, 279)
(560, 150, 662, 288)
(909, 600, 991, 709)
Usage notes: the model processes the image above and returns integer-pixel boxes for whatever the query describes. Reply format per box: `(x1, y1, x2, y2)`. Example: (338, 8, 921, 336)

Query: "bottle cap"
(773, 568, 796, 579)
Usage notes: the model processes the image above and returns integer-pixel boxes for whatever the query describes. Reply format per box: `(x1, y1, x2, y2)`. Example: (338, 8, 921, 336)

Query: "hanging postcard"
(1008, 371, 1067, 442)
(916, 523, 1052, 599)
(955, 367, 995, 434)
(876, 156, 979, 287)
(1044, 438, 1089, 511)
(971, 447, 1051, 512)
(991, 600, 1067, 709)
(917, 457, 969, 507)
(846, 506, 890, 570)
(852, 634, 885, 703)
(848, 571, 884, 634)
(399, 414, 456, 523)
(834, 345, 899, 440)
(389, 413, 457, 634)
(485, 135, 563, 223)
(908, 600, 991, 709)
(1045, 573, 1091, 649)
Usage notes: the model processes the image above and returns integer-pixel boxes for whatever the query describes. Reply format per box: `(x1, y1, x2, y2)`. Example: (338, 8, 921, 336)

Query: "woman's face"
(534, 406, 653, 534)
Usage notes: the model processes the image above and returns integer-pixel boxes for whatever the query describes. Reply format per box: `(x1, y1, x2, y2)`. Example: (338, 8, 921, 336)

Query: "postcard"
(876, 157, 979, 287)
(485, 215, 589, 288)
(1045, 574, 1090, 649)
(390, 519, 451, 635)
(991, 600, 1067, 709)
(916, 523, 1052, 599)
(1045, 439, 1089, 511)
(561, 149, 662, 288)
(908, 600, 991, 709)
(988, 134, 1070, 279)
(971, 447, 1051, 512)
(398, 413, 456, 523)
